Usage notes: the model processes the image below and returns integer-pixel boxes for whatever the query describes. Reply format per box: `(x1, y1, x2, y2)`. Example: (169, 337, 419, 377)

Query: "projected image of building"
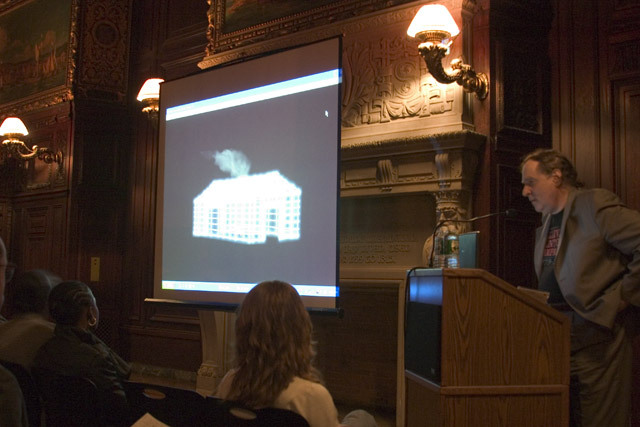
(193, 171, 301, 244)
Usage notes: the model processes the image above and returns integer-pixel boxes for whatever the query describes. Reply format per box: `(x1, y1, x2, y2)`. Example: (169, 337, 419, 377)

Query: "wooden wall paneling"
(473, 0, 552, 283)
(495, 163, 538, 288)
(608, 0, 640, 206)
(549, 0, 574, 164)
(596, 0, 615, 192)
(67, 99, 130, 349)
(550, 0, 611, 189)
(2, 102, 73, 279)
(313, 282, 400, 411)
(616, 79, 640, 209)
(126, 0, 164, 326)
(9, 194, 68, 278)
(122, 113, 157, 324)
(571, 0, 603, 188)
(120, 0, 210, 367)
(159, 0, 208, 79)
(121, 324, 203, 372)
(0, 199, 10, 249)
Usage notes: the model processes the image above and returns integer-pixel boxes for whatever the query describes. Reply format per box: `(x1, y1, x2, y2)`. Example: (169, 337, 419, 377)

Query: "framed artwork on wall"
(223, 0, 338, 34)
(201, 0, 414, 68)
(0, 0, 77, 114)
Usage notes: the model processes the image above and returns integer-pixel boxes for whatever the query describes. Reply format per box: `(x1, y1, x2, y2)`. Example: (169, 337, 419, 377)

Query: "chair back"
(33, 369, 105, 427)
(0, 360, 41, 427)
(205, 398, 310, 427)
(124, 380, 209, 427)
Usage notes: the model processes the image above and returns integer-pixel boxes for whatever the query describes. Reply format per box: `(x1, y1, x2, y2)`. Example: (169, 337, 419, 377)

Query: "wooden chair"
(0, 360, 42, 427)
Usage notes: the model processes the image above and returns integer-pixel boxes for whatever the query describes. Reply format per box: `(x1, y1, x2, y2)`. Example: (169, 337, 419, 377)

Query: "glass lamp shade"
(136, 78, 164, 102)
(0, 117, 29, 137)
(407, 4, 460, 41)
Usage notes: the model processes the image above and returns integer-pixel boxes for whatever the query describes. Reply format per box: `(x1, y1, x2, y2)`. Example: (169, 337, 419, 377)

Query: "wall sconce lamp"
(408, 4, 488, 100)
(137, 78, 164, 119)
(0, 117, 63, 165)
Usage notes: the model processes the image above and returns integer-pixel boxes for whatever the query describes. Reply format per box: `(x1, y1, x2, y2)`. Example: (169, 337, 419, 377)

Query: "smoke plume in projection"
(213, 149, 251, 177)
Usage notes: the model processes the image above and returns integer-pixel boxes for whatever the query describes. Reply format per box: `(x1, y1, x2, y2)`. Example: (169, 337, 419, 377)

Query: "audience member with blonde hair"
(216, 280, 377, 427)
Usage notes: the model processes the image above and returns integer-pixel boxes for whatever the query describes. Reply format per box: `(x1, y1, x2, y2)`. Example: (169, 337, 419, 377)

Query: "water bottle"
(432, 233, 445, 268)
(445, 233, 459, 268)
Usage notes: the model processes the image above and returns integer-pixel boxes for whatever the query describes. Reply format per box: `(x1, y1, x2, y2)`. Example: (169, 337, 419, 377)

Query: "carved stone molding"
(341, 130, 484, 266)
(341, 130, 485, 197)
(341, 35, 465, 144)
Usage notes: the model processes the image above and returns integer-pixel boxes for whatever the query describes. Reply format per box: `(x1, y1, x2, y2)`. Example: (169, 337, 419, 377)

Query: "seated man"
(0, 269, 60, 369)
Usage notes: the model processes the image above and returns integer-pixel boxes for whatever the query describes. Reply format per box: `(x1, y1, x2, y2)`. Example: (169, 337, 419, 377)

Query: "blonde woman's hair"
(227, 280, 322, 407)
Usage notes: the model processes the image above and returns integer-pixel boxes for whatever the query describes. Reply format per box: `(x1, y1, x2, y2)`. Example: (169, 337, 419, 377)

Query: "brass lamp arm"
(2, 137, 63, 164)
(418, 43, 488, 100)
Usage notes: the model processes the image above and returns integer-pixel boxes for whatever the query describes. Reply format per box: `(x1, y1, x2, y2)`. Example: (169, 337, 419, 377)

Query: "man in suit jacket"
(521, 148, 639, 427)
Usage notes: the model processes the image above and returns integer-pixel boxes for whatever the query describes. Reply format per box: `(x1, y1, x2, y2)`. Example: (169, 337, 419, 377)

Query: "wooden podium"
(404, 268, 570, 427)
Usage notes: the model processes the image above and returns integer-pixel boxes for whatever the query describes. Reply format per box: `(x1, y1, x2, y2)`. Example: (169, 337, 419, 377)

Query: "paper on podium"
(517, 286, 550, 304)
(131, 413, 170, 427)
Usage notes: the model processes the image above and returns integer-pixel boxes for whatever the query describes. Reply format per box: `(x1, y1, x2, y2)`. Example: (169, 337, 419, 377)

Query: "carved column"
(422, 147, 478, 265)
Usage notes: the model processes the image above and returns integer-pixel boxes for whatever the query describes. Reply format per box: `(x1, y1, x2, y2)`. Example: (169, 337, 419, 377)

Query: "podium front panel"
(405, 269, 443, 384)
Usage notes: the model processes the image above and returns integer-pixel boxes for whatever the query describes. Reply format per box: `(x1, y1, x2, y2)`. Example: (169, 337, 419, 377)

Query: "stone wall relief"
(342, 37, 455, 127)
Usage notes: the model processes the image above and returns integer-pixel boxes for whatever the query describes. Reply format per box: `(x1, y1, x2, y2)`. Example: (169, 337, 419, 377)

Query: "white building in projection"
(193, 170, 301, 244)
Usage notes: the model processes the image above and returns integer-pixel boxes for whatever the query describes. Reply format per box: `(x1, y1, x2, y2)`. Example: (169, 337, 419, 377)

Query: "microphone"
(428, 209, 518, 267)
(456, 208, 518, 223)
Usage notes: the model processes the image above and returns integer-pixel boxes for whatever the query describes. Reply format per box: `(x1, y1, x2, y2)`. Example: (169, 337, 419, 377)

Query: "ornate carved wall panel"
(75, 0, 132, 103)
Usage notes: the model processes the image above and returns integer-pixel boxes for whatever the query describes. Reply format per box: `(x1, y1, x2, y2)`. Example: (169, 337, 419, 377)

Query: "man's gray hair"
(520, 148, 583, 188)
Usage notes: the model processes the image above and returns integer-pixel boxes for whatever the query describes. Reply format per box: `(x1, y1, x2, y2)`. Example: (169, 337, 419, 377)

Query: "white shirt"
(216, 370, 340, 427)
